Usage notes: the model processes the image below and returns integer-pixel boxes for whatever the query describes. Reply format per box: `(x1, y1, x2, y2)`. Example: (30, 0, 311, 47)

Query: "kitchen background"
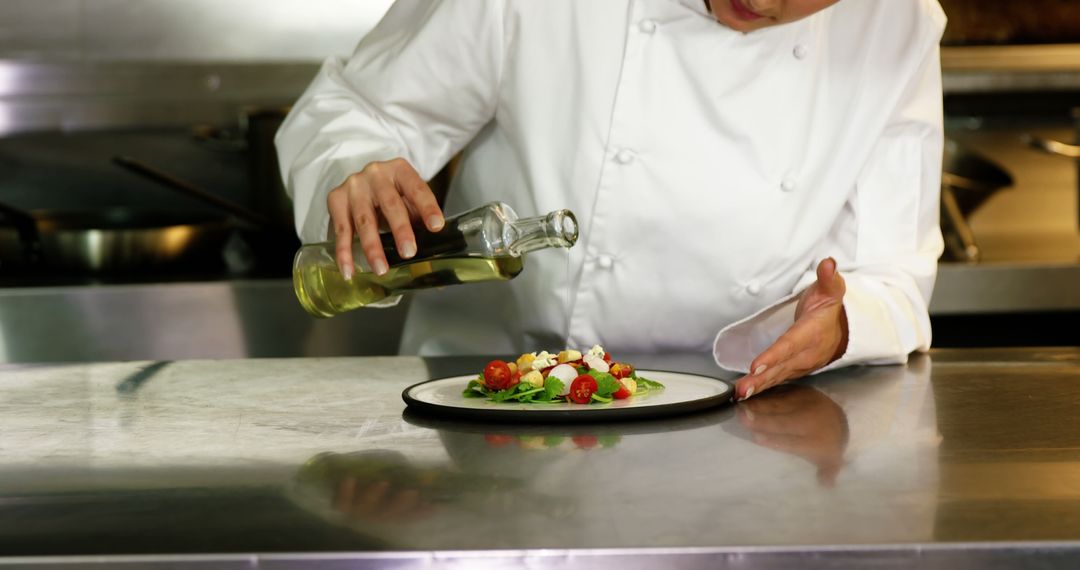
(0, 0, 1077, 362)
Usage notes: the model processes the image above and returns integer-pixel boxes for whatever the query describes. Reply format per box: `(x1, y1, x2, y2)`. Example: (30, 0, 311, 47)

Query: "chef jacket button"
(615, 149, 636, 165)
(746, 280, 763, 296)
(780, 178, 797, 192)
(596, 255, 615, 270)
(793, 44, 809, 60)
(639, 19, 658, 34)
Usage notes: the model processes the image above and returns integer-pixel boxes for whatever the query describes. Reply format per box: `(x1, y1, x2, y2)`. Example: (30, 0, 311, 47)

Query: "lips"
(729, 0, 764, 21)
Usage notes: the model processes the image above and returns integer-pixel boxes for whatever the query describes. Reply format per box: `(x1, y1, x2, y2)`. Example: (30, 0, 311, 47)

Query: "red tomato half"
(572, 435, 599, 449)
(484, 434, 515, 447)
(483, 360, 514, 390)
(568, 374, 598, 404)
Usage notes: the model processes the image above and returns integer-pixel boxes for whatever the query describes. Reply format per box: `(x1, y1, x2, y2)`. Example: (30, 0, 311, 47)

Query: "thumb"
(815, 257, 846, 300)
(798, 257, 846, 317)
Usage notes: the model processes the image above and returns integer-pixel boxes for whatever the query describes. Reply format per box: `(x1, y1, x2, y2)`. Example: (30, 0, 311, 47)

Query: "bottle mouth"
(552, 209, 579, 247)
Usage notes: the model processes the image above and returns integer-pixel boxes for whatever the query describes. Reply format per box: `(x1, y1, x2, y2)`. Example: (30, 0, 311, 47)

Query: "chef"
(276, 0, 947, 399)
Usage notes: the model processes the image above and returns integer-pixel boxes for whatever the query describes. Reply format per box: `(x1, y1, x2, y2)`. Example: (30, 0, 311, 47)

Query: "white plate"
(402, 370, 733, 423)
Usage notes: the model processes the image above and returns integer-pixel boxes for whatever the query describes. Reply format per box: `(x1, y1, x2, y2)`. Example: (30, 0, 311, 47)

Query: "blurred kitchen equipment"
(940, 139, 1015, 262)
(112, 154, 299, 274)
(192, 106, 295, 230)
(0, 200, 43, 265)
(0, 202, 232, 273)
(939, 0, 1080, 45)
(1022, 134, 1080, 158)
(112, 156, 271, 228)
(1021, 111, 1080, 231)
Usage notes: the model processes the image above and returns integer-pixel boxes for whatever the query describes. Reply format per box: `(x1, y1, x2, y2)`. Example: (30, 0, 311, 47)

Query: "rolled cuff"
(712, 272, 913, 375)
(712, 292, 799, 374)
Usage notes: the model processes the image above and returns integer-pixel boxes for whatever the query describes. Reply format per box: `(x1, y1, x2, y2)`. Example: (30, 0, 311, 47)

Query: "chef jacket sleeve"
(275, 0, 506, 244)
(714, 13, 946, 374)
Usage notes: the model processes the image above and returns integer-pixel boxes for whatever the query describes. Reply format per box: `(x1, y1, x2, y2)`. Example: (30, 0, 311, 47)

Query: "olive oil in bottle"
(293, 202, 577, 318)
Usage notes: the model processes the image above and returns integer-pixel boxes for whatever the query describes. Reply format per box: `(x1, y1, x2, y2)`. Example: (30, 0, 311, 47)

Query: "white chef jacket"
(276, 0, 947, 372)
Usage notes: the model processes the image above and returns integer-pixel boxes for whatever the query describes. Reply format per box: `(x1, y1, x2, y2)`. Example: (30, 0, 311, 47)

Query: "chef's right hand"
(327, 158, 445, 279)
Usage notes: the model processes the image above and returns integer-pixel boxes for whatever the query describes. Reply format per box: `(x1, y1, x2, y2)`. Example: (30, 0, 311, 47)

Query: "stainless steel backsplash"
(0, 0, 393, 61)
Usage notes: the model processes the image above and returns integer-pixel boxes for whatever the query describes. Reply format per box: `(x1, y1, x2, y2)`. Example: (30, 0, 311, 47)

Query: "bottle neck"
(506, 209, 579, 256)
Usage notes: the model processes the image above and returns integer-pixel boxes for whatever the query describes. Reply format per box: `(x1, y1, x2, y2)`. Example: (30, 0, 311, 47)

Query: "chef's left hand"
(734, 257, 848, 400)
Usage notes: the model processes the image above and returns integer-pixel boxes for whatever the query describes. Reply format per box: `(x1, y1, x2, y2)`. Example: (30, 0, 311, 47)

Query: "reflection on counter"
(733, 384, 850, 488)
(285, 361, 941, 551)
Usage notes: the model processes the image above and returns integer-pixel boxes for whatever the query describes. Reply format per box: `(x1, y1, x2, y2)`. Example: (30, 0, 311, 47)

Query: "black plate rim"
(401, 369, 734, 424)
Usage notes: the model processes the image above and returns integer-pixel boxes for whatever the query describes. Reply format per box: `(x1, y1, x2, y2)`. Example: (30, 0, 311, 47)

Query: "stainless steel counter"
(1, 348, 1079, 568)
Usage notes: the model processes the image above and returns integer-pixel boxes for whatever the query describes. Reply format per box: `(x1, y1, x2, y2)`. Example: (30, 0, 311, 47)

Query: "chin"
(716, 15, 768, 32)
(710, 1, 773, 32)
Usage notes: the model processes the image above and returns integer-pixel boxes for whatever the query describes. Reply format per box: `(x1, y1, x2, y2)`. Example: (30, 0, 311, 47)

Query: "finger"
(739, 386, 813, 415)
(743, 351, 816, 401)
(738, 288, 852, 401)
(382, 488, 422, 520)
(740, 408, 814, 437)
(392, 158, 445, 232)
(737, 383, 802, 411)
(736, 336, 797, 400)
(407, 502, 439, 521)
(752, 431, 813, 455)
(346, 177, 389, 276)
(736, 361, 793, 400)
(818, 257, 846, 296)
(328, 188, 357, 280)
(817, 462, 842, 488)
(335, 476, 358, 513)
(803, 258, 846, 313)
(353, 479, 391, 516)
(370, 167, 418, 261)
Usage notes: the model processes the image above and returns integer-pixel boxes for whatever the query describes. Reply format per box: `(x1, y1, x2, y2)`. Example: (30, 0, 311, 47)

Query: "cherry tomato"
(568, 374, 598, 404)
(610, 362, 634, 379)
(602, 352, 613, 363)
(483, 360, 514, 390)
(484, 434, 515, 447)
(572, 434, 599, 449)
(612, 381, 632, 400)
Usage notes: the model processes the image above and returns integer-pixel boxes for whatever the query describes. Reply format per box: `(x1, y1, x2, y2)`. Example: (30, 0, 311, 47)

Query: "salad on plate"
(462, 345, 664, 405)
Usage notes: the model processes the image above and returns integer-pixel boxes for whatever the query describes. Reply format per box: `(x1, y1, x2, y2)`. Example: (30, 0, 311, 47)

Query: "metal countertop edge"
(6, 542, 1080, 569)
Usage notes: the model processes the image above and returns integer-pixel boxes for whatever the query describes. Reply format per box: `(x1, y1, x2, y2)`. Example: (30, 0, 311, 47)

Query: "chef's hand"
(736, 384, 849, 487)
(735, 257, 848, 400)
(327, 158, 445, 279)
